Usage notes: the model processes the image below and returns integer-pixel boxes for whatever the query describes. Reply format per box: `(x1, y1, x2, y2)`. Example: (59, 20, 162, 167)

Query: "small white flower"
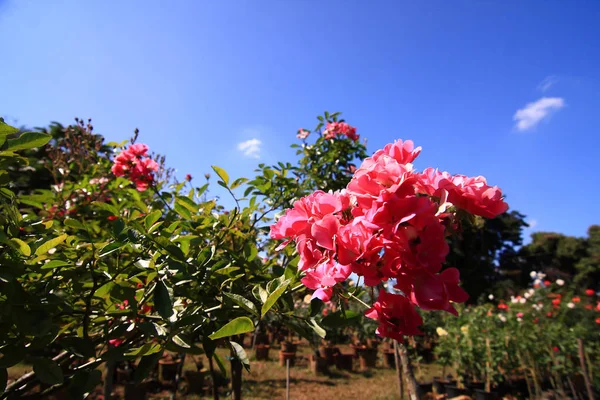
(534, 279, 542, 286)
(517, 317, 522, 322)
(511, 296, 518, 304)
(488, 294, 494, 300)
(48, 247, 57, 255)
(530, 271, 537, 279)
(567, 302, 575, 309)
(524, 292, 531, 299)
(556, 279, 565, 286)
(519, 298, 526, 304)
(537, 272, 546, 280)
(498, 314, 507, 323)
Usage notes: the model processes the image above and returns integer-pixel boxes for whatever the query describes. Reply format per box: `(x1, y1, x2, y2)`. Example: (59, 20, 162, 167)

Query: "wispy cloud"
(527, 219, 538, 229)
(537, 75, 559, 92)
(237, 138, 262, 158)
(513, 97, 565, 131)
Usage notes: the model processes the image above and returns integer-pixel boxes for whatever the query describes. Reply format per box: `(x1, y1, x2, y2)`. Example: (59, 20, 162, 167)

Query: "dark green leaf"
(33, 358, 64, 385)
(154, 280, 174, 319)
(134, 352, 162, 383)
(125, 342, 162, 357)
(0, 368, 6, 395)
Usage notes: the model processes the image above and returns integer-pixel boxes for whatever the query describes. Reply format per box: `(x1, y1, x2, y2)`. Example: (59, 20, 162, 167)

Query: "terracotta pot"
(318, 345, 338, 366)
(309, 354, 328, 375)
(255, 344, 270, 361)
(184, 370, 205, 394)
(334, 353, 353, 372)
(158, 359, 179, 382)
(382, 350, 395, 368)
(357, 347, 377, 370)
(279, 351, 296, 367)
(281, 341, 298, 353)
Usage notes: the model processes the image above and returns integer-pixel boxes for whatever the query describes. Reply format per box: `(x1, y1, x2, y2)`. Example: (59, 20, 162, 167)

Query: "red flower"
(185, 174, 192, 182)
(572, 297, 581, 303)
(552, 298, 561, 306)
(553, 346, 559, 352)
(533, 317, 539, 324)
(109, 339, 124, 347)
(107, 215, 118, 221)
(547, 312, 553, 318)
(596, 318, 600, 324)
(585, 289, 595, 296)
(585, 304, 593, 310)
(543, 280, 551, 286)
(365, 291, 423, 341)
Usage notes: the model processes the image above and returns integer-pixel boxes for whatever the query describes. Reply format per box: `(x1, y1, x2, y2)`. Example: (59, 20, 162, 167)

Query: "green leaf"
(208, 317, 255, 340)
(154, 280, 174, 319)
(144, 210, 162, 230)
(64, 218, 85, 230)
(34, 234, 67, 256)
(175, 196, 198, 213)
(211, 166, 229, 186)
(6, 132, 51, 151)
(230, 177, 248, 190)
(40, 260, 71, 270)
(0, 120, 19, 136)
(125, 342, 162, 357)
(33, 358, 64, 385)
(134, 352, 162, 383)
(261, 279, 291, 317)
(321, 309, 361, 329)
(230, 341, 250, 372)
(223, 293, 258, 316)
(174, 203, 192, 220)
(10, 238, 30, 256)
(99, 242, 122, 258)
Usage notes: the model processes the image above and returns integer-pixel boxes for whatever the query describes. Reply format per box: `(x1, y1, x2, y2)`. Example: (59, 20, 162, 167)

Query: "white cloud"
(538, 76, 558, 92)
(527, 219, 538, 229)
(513, 97, 565, 131)
(237, 138, 262, 158)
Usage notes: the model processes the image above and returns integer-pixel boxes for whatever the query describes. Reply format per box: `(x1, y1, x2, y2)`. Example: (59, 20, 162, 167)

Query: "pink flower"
(517, 312, 524, 318)
(297, 129, 310, 140)
(365, 291, 423, 341)
(109, 339, 124, 347)
(323, 122, 359, 141)
(112, 144, 159, 192)
(301, 260, 351, 302)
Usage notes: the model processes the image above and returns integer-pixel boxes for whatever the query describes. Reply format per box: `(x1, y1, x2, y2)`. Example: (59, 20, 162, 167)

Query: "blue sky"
(1, 1, 599, 239)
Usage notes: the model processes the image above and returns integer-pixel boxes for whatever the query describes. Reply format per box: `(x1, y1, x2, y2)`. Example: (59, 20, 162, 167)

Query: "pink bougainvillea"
(271, 138, 508, 341)
(111, 143, 159, 191)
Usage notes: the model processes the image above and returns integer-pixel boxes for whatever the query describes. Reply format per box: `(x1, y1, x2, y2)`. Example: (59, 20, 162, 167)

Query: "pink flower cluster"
(323, 122, 359, 141)
(297, 129, 311, 140)
(271, 139, 508, 341)
(111, 143, 159, 191)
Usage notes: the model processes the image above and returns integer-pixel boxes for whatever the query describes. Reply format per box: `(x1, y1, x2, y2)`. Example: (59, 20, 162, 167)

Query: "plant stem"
(346, 290, 370, 309)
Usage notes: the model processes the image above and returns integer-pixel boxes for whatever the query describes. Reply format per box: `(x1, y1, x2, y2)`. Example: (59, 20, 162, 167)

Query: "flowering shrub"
(434, 274, 600, 395)
(271, 136, 508, 341)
